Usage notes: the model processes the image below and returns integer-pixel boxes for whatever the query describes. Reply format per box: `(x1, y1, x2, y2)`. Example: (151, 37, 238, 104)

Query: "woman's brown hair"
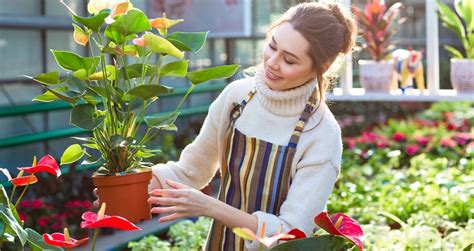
(267, 2, 357, 103)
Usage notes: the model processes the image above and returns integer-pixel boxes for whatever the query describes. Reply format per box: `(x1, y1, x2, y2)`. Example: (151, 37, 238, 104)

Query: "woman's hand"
(148, 179, 213, 222)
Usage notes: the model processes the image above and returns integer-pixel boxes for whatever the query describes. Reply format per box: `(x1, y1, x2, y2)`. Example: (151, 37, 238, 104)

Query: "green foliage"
(128, 217, 211, 251)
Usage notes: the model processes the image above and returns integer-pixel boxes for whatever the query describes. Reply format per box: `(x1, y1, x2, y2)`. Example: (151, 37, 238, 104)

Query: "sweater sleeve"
(244, 120, 342, 250)
(149, 86, 229, 190)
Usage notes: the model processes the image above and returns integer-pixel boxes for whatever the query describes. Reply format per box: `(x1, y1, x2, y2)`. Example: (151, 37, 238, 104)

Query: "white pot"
(359, 59, 394, 93)
(451, 58, 474, 93)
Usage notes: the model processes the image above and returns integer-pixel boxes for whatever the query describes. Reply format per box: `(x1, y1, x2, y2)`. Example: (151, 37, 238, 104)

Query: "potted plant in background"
(436, 0, 474, 93)
(26, 0, 239, 223)
(352, 0, 405, 93)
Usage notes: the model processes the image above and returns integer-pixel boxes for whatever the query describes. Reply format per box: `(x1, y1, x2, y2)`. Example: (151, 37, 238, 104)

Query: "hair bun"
(327, 3, 356, 54)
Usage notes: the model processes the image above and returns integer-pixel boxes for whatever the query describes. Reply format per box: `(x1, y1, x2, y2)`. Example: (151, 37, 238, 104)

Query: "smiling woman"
(144, 2, 358, 251)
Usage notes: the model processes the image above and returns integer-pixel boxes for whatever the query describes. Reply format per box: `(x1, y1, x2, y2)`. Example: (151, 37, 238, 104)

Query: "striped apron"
(205, 87, 318, 251)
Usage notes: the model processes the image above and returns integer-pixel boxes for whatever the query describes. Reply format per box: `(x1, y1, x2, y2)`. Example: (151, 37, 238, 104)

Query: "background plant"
(351, 0, 405, 61)
(436, 0, 474, 58)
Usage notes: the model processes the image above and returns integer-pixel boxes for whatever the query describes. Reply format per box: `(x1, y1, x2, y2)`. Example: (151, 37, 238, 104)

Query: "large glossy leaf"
(66, 75, 87, 94)
(0, 205, 27, 246)
(44, 87, 81, 104)
(24, 71, 59, 85)
(167, 32, 209, 52)
(51, 50, 100, 74)
(72, 9, 111, 32)
(32, 91, 59, 103)
(105, 9, 151, 44)
(128, 85, 173, 99)
(270, 236, 351, 251)
(70, 104, 105, 130)
(187, 65, 240, 85)
(455, 0, 474, 31)
(160, 60, 189, 77)
(437, 0, 466, 41)
(143, 32, 184, 59)
(444, 45, 464, 58)
(25, 228, 63, 251)
(60, 144, 85, 165)
(145, 112, 179, 130)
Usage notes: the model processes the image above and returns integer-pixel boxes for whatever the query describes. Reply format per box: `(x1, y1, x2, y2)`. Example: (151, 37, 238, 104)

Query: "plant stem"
(173, 84, 195, 115)
(14, 183, 30, 208)
(91, 229, 99, 251)
(9, 186, 16, 202)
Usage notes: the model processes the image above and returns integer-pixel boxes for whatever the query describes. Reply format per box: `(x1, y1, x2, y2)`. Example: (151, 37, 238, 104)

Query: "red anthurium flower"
(18, 154, 61, 177)
(314, 212, 364, 251)
(43, 227, 89, 248)
(277, 228, 306, 241)
(80, 203, 140, 231)
(11, 174, 38, 186)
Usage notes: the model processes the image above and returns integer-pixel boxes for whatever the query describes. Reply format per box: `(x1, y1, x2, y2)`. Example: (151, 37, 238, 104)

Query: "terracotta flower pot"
(358, 59, 395, 93)
(450, 58, 474, 93)
(93, 170, 152, 223)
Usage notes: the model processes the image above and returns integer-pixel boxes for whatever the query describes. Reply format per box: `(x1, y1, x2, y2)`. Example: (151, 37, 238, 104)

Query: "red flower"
(405, 144, 420, 156)
(453, 132, 472, 146)
(37, 217, 49, 227)
(392, 132, 406, 142)
(314, 212, 364, 251)
(43, 231, 89, 248)
(277, 228, 306, 241)
(11, 175, 38, 186)
(440, 137, 456, 148)
(18, 155, 61, 177)
(80, 203, 141, 231)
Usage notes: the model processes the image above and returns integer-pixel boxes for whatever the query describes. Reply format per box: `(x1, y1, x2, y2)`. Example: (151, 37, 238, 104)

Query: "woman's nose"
(267, 54, 280, 71)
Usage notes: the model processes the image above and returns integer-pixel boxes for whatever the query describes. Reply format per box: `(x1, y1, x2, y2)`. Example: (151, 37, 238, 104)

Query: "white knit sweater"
(151, 69, 342, 250)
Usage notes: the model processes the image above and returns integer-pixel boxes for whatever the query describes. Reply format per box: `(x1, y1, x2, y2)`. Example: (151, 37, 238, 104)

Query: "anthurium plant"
(0, 155, 62, 250)
(436, 0, 474, 58)
(351, 0, 405, 61)
(233, 211, 364, 251)
(27, 0, 240, 176)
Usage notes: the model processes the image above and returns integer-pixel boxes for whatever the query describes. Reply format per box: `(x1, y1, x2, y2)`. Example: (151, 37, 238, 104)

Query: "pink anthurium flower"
(18, 154, 61, 177)
(43, 227, 89, 248)
(11, 174, 38, 186)
(80, 203, 140, 230)
(132, 37, 146, 47)
(314, 212, 364, 251)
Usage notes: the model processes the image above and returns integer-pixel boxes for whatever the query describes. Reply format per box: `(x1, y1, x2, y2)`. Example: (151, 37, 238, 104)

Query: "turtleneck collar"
(254, 67, 316, 117)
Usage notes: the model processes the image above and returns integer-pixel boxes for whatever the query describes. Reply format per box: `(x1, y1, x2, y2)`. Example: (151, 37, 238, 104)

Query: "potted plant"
(352, 0, 404, 93)
(436, 0, 474, 93)
(26, 0, 240, 223)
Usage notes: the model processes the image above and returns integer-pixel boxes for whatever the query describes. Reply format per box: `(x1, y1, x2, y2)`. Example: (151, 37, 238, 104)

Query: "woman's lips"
(265, 69, 283, 81)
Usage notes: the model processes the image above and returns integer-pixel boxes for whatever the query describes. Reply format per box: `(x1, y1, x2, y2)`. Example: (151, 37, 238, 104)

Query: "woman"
(147, 2, 357, 250)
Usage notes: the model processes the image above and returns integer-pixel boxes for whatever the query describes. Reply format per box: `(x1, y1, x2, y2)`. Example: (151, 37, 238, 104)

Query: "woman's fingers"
(166, 179, 192, 189)
(149, 188, 190, 198)
(93, 188, 99, 207)
(148, 196, 183, 206)
(150, 206, 181, 215)
(158, 212, 185, 222)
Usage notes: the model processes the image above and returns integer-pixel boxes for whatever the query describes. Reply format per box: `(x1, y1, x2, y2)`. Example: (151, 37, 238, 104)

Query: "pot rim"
(450, 58, 474, 63)
(358, 59, 394, 65)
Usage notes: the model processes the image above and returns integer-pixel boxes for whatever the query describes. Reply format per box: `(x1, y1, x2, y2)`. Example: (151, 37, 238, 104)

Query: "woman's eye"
(285, 58, 294, 65)
(269, 44, 276, 50)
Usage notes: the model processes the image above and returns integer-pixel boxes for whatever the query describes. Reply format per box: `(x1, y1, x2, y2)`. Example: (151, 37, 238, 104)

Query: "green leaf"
(110, 135, 134, 149)
(167, 32, 209, 52)
(71, 136, 95, 143)
(66, 75, 87, 94)
(25, 228, 63, 251)
(0, 185, 9, 206)
(81, 156, 103, 166)
(105, 9, 151, 44)
(145, 112, 179, 130)
(51, 50, 100, 75)
(72, 9, 111, 32)
(88, 86, 107, 98)
(24, 71, 59, 85)
(32, 91, 60, 102)
(128, 85, 173, 99)
(70, 104, 105, 130)
(0, 206, 27, 246)
(117, 63, 155, 80)
(44, 87, 81, 104)
(187, 65, 240, 85)
(232, 228, 256, 241)
(463, 243, 474, 251)
(160, 60, 189, 77)
(270, 235, 352, 251)
(437, 0, 466, 41)
(143, 32, 184, 59)
(444, 45, 464, 58)
(61, 144, 85, 165)
(456, 0, 473, 31)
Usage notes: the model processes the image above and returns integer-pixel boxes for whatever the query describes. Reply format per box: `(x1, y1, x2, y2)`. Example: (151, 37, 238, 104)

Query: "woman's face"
(263, 22, 315, 91)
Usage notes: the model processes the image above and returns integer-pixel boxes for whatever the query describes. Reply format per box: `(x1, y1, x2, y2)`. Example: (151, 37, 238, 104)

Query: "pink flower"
(52, 223, 62, 231)
(415, 136, 429, 146)
(37, 217, 49, 227)
(375, 140, 386, 148)
(392, 132, 406, 142)
(32, 199, 43, 209)
(440, 137, 456, 148)
(314, 212, 364, 251)
(132, 37, 146, 47)
(453, 132, 472, 146)
(405, 144, 420, 156)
